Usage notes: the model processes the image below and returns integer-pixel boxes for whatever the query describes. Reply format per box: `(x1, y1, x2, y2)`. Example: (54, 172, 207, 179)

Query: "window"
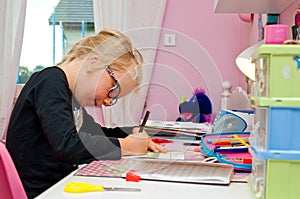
(19, 0, 94, 83)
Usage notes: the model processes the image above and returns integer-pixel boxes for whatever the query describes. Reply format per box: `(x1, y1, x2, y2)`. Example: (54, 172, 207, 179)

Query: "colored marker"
(224, 157, 252, 164)
(233, 134, 249, 147)
(213, 146, 248, 153)
(212, 140, 249, 146)
(208, 137, 249, 144)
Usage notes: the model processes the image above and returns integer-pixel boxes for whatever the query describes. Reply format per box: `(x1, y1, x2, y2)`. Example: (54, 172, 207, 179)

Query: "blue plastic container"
(249, 146, 300, 199)
(251, 106, 300, 153)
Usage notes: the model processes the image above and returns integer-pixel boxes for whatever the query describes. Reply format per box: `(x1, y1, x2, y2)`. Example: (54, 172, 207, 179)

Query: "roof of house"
(48, 0, 94, 25)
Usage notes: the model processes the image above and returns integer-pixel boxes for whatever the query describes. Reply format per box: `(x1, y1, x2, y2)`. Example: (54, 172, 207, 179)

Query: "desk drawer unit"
(251, 106, 300, 156)
(251, 44, 300, 106)
(249, 149, 300, 199)
(250, 44, 300, 107)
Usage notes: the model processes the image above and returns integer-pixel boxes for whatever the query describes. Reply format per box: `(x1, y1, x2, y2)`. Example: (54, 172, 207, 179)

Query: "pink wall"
(145, 0, 250, 121)
(89, 1, 300, 125)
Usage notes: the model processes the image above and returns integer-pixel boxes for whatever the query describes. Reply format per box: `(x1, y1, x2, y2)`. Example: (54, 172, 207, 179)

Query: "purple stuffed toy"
(176, 88, 212, 123)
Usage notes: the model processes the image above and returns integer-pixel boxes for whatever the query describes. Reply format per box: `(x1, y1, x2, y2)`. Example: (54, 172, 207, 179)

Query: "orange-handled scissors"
(64, 182, 141, 193)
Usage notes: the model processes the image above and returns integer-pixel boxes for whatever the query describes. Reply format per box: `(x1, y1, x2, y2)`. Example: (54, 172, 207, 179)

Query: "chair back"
(0, 142, 27, 199)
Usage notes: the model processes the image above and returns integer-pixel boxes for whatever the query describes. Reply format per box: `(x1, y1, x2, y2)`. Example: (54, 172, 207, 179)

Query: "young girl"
(6, 29, 167, 199)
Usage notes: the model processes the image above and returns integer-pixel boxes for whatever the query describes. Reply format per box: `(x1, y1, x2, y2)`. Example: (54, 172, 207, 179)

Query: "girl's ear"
(87, 54, 101, 65)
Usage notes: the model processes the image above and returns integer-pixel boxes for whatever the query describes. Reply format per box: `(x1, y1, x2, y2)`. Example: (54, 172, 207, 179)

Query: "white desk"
(36, 170, 256, 199)
(36, 138, 257, 199)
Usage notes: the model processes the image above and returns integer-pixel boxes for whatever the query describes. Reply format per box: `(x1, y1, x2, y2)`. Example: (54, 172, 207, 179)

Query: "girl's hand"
(148, 139, 168, 153)
(118, 127, 168, 155)
(118, 129, 150, 156)
(132, 127, 168, 153)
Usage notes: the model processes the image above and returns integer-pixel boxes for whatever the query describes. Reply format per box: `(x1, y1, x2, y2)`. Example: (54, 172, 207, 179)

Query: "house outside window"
(19, 0, 95, 84)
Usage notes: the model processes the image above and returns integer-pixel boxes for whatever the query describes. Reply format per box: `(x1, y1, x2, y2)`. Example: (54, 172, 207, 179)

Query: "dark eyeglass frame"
(105, 65, 121, 106)
(129, 49, 143, 65)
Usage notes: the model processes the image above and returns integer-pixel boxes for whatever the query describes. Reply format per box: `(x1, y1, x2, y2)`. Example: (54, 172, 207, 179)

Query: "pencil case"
(200, 131, 252, 171)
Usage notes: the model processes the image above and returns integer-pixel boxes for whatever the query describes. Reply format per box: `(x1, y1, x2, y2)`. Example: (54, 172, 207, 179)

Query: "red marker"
(151, 138, 173, 144)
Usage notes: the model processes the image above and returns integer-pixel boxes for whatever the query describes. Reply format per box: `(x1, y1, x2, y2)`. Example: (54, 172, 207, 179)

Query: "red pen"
(151, 138, 173, 144)
(224, 157, 252, 164)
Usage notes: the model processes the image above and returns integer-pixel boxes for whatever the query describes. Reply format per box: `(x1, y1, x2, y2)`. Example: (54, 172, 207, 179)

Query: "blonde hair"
(57, 29, 143, 85)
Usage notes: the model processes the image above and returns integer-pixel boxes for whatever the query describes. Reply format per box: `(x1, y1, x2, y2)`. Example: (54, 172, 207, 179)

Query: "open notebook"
(123, 159, 234, 185)
(76, 158, 234, 185)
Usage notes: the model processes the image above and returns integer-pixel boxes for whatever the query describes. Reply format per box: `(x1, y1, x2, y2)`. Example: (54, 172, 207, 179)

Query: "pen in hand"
(138, 110, 150, 133)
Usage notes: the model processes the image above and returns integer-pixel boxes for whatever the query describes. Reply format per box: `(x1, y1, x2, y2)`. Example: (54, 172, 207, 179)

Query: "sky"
(19, 0, 62, 70)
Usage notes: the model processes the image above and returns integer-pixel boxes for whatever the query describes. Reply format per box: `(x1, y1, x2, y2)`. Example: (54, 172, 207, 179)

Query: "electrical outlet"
(164, 34, 176, 46)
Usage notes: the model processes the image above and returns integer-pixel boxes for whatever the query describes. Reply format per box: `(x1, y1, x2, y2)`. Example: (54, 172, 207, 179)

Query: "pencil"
(233, 134, 249, 147)
(138, 110, 150, 133)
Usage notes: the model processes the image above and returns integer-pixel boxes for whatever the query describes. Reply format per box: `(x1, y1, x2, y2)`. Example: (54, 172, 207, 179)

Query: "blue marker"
(213, 146, 248, 153)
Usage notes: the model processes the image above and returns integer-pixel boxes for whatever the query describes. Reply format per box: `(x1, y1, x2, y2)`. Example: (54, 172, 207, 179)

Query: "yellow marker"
(233, 134, 249, 147)
(64, 182, 141, 193)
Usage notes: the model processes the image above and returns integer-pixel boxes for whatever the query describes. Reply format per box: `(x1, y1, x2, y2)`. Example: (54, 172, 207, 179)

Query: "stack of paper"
(144, 120, 213, 136)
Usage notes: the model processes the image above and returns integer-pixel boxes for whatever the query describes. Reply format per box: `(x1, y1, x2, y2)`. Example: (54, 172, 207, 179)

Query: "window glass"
(19, 0, 95, 83)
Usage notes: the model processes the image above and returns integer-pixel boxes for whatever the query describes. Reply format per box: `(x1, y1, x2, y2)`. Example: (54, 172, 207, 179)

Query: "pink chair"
(0, 141, 27, 199)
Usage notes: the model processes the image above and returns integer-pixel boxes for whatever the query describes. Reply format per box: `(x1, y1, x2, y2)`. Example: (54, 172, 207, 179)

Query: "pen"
(151, 138, 173, 144)
(213, 146, 248, 153)
(213, 141, 249, 146)
(233, 134, 249, 147)
(183, 142, 201, 146)
(224, 157, 252, 164)
(208, 137, 249, 144)
(138, 110, 150, 133)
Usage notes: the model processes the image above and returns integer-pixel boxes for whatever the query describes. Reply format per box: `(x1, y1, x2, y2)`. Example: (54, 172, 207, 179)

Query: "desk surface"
(36, 138, 256, 199)
(36, 170, 256, 199)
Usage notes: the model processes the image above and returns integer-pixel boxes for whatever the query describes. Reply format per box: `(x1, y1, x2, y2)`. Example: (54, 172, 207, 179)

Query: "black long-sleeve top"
(6, 66, 133, 199)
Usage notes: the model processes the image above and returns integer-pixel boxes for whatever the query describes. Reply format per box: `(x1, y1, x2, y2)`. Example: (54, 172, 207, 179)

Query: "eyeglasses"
(129, 49, 143, 65)
(105, 65, 121, 106)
